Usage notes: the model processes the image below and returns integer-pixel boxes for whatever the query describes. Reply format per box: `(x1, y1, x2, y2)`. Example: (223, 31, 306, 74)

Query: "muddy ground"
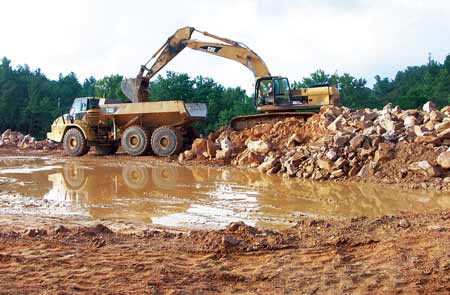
(1, 148, 450, 294)
(1, 211, 449, 295)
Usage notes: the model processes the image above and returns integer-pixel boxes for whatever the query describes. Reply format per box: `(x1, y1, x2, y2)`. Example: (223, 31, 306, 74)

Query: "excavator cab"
(255, 77, 293, 107)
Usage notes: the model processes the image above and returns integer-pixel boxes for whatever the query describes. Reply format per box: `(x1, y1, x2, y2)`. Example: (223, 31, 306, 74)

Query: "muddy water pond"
(0, 156, 449, 229)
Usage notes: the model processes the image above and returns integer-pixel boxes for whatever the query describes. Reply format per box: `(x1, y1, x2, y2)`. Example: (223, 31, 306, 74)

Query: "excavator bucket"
(121, 77, 142, 103)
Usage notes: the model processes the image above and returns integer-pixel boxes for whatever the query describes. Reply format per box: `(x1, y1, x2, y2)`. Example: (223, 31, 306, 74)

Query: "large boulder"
(435, 121, 450, 133)
(286, 134, 302, 148)
(251, 123, 272, 137)
(206, 139, 218, 158)
(422, 101, 436, 113)
(216, 149, 232, 161)
(437, 128, 450, 139)
(191, 138, 208, 155)
(361, 112, 378, 122)
(430, 111, 445, 122)
(320, 105, 342, 117)
(441, 106, 450, 114)
(317, 159, 331, 171)
(437, 151, 450, 169)
(374, 142, 393, 163)
(1, 129, 11, 140)
(333, 134, 350, 147)
(404, 116, 418, 127)
(259, 156, 281, 174)
(380, 118, 402, 133)
(409, 160, 440, 177)
(349, 135, 367, 150)
(220, 137, 232, 152)
(247, 140, 271, 154)
(327, 115, 345, 132)
(325, 150, 338, 161)
(357, 163, 374, 178)
(415, 135, 440, 145)
(237, 151, 265, 167)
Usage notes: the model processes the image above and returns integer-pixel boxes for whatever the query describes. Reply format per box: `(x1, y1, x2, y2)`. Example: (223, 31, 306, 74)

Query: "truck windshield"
(88, 98, 99, 109)
(69, 98, 88, 115)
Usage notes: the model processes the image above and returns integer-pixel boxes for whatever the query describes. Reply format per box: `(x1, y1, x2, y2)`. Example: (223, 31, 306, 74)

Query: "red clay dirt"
(0, 211, 449, 294)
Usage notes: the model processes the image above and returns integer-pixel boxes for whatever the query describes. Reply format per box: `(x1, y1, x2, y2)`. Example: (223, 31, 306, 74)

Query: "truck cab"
(68, 97, 100, 121)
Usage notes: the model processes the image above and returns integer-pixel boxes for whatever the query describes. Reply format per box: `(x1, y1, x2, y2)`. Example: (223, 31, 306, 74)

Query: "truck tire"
(63, 128, 90, 157)
(152, 165, 178, 190)
(95, 142, 119, 155)
(121, 125, 150, 156)
(151, 126, 183, 157)
(62, 163, 87, 190)
(122, 165, 149, 190)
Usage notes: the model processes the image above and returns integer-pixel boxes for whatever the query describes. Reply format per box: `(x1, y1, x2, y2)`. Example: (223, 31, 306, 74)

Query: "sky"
(1, 0, 450, 94)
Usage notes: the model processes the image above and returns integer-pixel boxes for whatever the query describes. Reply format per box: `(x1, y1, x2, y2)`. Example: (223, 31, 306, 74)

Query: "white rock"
(437, 151, 450, 169)
(247, 140, 271, 154)
(404, 116, 418, 127)
(220, 138, 232, 152)
(422, 101, 436, 113)
(326, 150, 338, 161)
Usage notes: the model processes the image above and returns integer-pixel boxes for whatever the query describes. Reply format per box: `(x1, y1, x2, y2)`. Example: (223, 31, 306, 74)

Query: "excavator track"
(229, 112, 316, 131)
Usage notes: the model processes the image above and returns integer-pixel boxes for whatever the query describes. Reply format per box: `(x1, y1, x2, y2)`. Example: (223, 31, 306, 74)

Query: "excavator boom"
(121, 27, 270, 103)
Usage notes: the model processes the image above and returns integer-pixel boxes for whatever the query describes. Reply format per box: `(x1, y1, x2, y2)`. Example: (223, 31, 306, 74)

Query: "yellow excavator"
(121, 27, 340, 130)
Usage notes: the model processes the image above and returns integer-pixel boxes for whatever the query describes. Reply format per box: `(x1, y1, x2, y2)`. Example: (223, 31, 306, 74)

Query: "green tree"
(94, 74, 128, 101)
(81, 76, 96, 97)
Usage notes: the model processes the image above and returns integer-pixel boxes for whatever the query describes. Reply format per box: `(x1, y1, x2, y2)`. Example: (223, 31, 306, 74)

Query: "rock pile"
(180, 101, 450, 185)
(0, 129, 58, 150)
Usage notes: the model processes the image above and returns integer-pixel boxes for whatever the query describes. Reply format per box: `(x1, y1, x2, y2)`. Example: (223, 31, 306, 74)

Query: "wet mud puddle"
(0, 156, 449, 229)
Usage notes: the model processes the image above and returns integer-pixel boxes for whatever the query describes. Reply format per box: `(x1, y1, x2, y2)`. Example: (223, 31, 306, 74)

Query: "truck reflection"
(42, 161, 450, 229)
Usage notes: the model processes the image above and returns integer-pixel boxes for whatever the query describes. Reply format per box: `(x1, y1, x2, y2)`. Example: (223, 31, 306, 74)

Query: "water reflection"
(0, 157, 450, 229)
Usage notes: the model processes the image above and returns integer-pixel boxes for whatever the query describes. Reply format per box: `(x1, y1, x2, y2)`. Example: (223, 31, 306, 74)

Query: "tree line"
(0, 54, 449, 139)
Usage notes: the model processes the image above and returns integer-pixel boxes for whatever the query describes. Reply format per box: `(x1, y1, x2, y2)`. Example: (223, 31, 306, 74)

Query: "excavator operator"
(258, 81, 274, 105)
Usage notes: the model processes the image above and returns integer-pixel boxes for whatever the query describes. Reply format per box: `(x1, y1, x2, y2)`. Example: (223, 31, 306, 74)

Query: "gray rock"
(222, 235, 241, 247)
(334, 135, 350, 147)
(349, 135, 366, 150)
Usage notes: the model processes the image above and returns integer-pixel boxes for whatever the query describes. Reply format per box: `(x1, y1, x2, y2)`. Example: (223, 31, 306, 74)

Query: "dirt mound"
(180, 101, 450, 190)
(0, 129, 59, 150)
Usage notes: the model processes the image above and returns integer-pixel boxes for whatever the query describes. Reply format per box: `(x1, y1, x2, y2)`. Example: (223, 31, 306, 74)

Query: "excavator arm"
(121, 27, 271, 103)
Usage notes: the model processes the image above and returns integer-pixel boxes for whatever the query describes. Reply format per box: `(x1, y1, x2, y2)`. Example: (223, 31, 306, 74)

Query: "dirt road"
(1, 211, 449, 294)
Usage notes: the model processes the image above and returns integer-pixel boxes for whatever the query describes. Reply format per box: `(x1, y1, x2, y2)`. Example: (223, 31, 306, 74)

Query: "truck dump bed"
(100, 100, 207, 128)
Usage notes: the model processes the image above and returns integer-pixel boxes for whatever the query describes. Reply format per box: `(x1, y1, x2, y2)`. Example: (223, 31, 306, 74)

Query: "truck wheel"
(62, 163, 87, 190)
(95, 142, 119, 155)
(152, 166, 178, 189)
(122, 165, 149, 190)
(121, 125, 150, 156)
(151, 126, 183, 157)
(63, 128, 90, 157)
